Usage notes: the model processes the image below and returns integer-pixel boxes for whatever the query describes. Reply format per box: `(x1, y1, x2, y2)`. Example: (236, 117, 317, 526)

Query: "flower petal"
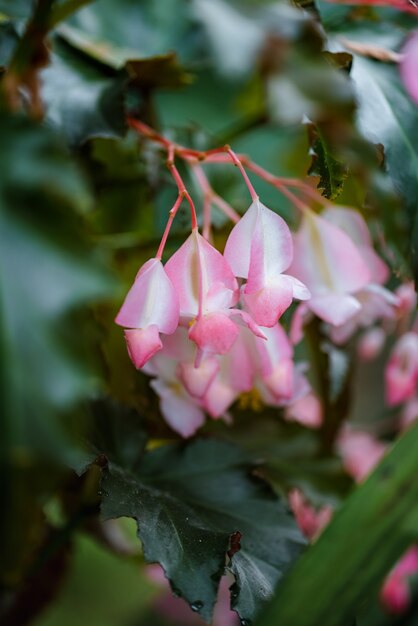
(115, 258, 179, 333)
(291, 209, 371, 297)
(309, 294, 361, 326)
(165, 229, 238, 316)
(124, 325, 162, 369)
(150, 378, 206, 437)
(178, 357, 220, 398)
(189, 312, 239, 356)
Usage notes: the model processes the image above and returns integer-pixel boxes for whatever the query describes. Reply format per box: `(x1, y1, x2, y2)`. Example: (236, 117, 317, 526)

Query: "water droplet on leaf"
(191, 601, 204, 612)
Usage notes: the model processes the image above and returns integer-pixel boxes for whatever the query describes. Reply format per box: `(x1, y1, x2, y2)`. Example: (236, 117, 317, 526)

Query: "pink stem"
(156, 194, 183, 260)
(226, 147, 258, 202)
(167, 146, 198, 229)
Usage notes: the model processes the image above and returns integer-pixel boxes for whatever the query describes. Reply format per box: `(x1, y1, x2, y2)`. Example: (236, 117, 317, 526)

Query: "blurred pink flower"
(381, 546, 418, 615)
(385, 332, 418, 406)
(288, 489, 332, 541)
(337, 427, 386, 482)
(400, 32, 418, 105)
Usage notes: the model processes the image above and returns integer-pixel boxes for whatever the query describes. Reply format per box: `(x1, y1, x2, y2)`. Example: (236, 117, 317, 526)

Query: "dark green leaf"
(99, 438, 305, 623)
(0, 21, 19, 70)
(0, 111, 112, 459)
(308, 125, 349, 199)
(256, 422, 418, 626)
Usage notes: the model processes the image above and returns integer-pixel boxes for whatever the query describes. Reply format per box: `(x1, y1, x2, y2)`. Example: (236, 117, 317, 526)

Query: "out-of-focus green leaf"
(67, 0, 199, 62)
(49, 0, 94, 28)
(0, 110, 114, 587)
(126, 53, 193, 90)
(0, 21, 19, 70)
(0, 0, 35, 18)
(223, 415, 352, 507)
(256, 422, 418, 626)
(41, 37, 126, 145)
(349, 57, 418, 278)
(96, 436, 305, 623)
(0, 111, 113, 455)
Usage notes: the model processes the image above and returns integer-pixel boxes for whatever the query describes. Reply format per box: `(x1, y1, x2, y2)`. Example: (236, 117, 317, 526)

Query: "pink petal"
(385, 332, 418, 406)
(285, 392, 323, 429)
(290, 209, 371, 298)
(178, 357, 220, 398)
(244, 276, 294, 327)
(264, 359, 294, 401)
(150, 379, 206, 437)
(124, 325, 162, 369)
(323, 207, 389, 284)
(165, 229, 238, 316)
(357, 327, 386, 361)
(228, 309, 267, 339)
(309, 293, 361, 326)
(189, 312, 239, 356)
(255, 323, 293, 378)
(224, 199, 293, 279)
(227, 331, 255, 392)
(381, 576, 411, 615)
(290, 303, 311, 345)
(223, 200, 259, 278)
(400, 31, 418, 105)
(115, 258, 179, 333)
(289, 489, 332, 541)
(203, 378, 238, 417)
(337, 428, 386, 482)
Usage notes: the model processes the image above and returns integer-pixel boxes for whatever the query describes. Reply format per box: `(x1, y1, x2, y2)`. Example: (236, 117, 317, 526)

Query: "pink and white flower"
(224, 199, 310, 327)
(290, 208, 372, 328)
(165, 228, 265, 363)
(115, 258, 179, 368)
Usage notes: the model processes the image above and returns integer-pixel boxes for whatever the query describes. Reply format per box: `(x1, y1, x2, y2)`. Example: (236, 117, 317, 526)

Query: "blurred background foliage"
(0, 0, 417, 624)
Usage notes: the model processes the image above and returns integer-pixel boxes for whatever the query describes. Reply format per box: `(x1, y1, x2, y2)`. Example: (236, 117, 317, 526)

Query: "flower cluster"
(116, 198, 312, 436)
(114, 124, 404, 437)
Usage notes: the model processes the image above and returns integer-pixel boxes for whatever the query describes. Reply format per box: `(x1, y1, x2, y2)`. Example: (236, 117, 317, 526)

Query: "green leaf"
(0, 21, 19, 70)
(308, 125, 349, 199)
(0, 0, 35, 18)
(49, 0, 94, 28)
(0, 110, 115, 585)
(41, 37, 126, 145)
(350, 56, 418, 279)
(0, 111, 112, 459)
(256, 422, 418, 626)
(98, 437, 305, 623)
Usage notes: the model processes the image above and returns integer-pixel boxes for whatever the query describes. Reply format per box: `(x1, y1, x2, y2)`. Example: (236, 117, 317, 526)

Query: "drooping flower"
(165, 228, 265, 363)
(385, 332, 418, 406)
(224, 199, 310, 327)
(115, 258, 179, 368)
(290, 208, 372, 327)
(321, 207, 398, 343)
